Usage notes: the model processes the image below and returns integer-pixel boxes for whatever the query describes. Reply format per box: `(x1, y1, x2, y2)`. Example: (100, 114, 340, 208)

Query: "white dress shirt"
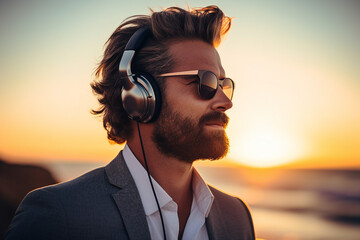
(122, 144, 214, 240)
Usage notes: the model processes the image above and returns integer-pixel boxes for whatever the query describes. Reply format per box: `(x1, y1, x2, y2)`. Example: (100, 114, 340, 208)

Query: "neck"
(127, 123, 194, 199)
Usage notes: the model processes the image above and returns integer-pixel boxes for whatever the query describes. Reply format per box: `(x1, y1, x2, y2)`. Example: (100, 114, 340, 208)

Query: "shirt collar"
(122, 144, 173, 216)
(191, 168, 214, 217)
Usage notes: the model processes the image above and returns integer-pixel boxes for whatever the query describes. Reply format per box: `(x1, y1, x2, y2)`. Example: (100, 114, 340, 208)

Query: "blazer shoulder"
(35, 166, 110, 197)
(6, 167, 108, 240)
(207, 185, 256, 240)
(6, 187, 67, 240)
(6, 164, 129, 240)
(208, 185, 252, 215)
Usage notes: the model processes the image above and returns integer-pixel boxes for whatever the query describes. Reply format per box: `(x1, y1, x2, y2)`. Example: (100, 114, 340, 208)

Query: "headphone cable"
(136, 122, 167, 240)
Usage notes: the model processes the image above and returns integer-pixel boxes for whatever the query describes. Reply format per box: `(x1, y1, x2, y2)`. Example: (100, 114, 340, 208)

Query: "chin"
(191, 134, 230, 162)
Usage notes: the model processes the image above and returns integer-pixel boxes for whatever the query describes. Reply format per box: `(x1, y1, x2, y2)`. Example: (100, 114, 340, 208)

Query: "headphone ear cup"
(139, 73, 162, 123)
(121, 73, 162, 123)
(121, 79, 147, 122)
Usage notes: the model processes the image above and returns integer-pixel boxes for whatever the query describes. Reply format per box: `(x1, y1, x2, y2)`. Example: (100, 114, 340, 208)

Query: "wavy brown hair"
(91, 5, 232, 144)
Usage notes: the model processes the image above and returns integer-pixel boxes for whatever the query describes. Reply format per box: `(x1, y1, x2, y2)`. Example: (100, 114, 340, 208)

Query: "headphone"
(119, 27, 167, 239)
(118, 27, 162, 123)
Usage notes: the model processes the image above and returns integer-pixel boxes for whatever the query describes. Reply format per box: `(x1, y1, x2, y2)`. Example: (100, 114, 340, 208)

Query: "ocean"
(45, 162, 360, 240)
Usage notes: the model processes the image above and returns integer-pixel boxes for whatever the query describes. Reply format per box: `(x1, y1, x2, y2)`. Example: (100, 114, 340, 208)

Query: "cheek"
(165, 80, 199, 102)
(171, 100, 208, 122)
(163, 82, 209, 119)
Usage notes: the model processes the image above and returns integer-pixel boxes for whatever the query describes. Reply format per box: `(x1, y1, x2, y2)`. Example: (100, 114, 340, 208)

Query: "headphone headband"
(119, 27, 152, 90)
(125, 27, 152, 50)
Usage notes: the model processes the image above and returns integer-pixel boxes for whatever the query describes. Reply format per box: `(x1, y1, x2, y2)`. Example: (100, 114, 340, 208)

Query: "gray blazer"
(6, 151, 255, 240)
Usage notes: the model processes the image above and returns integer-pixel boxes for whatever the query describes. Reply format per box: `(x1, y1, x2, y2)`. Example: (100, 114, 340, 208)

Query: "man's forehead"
(167, 39, 225, 76)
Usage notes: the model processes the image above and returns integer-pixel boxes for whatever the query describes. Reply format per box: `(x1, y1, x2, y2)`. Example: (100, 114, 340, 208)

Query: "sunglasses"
(159, 70, 234, 100)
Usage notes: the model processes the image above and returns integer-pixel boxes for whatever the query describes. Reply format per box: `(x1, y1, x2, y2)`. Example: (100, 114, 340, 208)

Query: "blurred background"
(0, 0, 359, 239)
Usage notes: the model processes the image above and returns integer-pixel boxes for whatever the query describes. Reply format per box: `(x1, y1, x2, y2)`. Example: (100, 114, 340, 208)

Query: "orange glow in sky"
(0, 1, 359, 168)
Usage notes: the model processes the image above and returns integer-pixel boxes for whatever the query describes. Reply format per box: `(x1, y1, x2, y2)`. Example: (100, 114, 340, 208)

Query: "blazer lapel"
(105, 151, 151, 240)
(205, 188, 228, 240)
(206, 207, 224, 240)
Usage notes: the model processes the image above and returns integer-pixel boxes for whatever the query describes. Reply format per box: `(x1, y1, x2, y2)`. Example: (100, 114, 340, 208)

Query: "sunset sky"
(0, 0, 359, 168)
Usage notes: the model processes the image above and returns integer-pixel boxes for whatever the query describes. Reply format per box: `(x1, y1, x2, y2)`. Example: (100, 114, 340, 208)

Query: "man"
(6, 6, 255, 240)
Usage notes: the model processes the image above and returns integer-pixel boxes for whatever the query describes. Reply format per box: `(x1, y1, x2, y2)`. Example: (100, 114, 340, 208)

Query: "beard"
(152, 103, 230, 163)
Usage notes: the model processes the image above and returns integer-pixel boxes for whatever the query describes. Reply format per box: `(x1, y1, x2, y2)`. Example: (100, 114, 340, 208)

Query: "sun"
(230, 129, 303, 168)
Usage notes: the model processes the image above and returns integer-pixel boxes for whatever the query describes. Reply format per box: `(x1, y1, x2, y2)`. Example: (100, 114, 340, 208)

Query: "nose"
(210, 87, 233, 112)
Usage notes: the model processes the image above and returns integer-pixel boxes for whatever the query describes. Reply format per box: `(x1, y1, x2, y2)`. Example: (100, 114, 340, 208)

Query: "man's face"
(152, 40, 233, 163)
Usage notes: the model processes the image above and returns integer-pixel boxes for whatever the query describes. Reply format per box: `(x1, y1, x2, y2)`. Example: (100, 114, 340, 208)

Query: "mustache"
(199, 111, 229, 128)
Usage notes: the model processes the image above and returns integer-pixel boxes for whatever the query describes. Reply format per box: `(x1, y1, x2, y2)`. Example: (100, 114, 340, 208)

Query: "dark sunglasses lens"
(199, 71, 218, 99)
(222, 78, 234, 100)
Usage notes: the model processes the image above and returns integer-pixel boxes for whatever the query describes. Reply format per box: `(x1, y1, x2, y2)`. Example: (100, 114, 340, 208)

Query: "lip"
(205, 124, 225, 130)
(204, 121, 226, 129)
